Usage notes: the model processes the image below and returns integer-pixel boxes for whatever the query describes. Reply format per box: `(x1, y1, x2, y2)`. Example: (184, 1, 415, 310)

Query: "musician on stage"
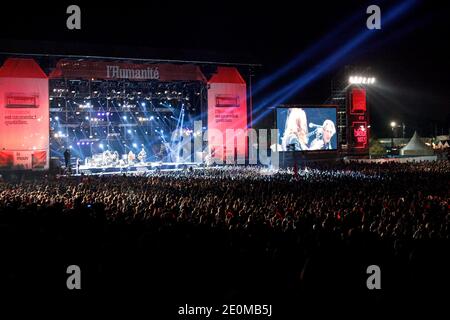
(128, 150, 136, 165)
(76, 157, 81, 174)
(63, 149, 71, 173)
(112, 151, 119, 164)
(138, 147, 147, 163)
(103, 149, 112, 166)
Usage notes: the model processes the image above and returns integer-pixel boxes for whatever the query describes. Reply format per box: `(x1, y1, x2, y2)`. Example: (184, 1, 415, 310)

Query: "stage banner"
(348, 87, 369, 152)
(350, 88, 367, 113)
(0, 58, 49, 170)
(49, 59, 206, 82)
(207, 67, 247, 162)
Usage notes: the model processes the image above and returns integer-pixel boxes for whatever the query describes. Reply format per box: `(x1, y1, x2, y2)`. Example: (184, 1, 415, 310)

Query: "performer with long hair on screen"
(281, 108, 309, 151)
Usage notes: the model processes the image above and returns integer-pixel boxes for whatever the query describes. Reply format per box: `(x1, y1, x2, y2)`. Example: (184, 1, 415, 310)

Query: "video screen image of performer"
(277, 107, 337, 151)
(280, 108, 309, 151)
(309, 119, 336, 150)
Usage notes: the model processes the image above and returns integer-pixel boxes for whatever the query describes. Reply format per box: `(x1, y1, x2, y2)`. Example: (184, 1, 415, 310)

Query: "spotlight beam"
(251, 10, 361, 97)
(251, 0, 418, 125)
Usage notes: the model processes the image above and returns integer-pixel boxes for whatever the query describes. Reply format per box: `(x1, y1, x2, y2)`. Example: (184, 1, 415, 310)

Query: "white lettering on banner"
(106, 65, 160, 80)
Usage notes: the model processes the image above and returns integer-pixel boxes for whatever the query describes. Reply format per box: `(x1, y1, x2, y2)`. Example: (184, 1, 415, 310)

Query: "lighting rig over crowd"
(49, 79, 207, 166)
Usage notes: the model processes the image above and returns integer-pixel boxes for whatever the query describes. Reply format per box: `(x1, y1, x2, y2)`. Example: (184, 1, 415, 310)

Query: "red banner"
(0, 58, 49, 170)
(49, 59, 206, 82)
(351, 88, 366, 113)
(207, 67, 247, 161)
(351, 121, 368, 149)
(348, 87, 369, 153)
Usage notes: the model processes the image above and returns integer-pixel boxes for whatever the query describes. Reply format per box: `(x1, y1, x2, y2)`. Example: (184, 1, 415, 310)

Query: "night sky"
(0, 0, 449, 137)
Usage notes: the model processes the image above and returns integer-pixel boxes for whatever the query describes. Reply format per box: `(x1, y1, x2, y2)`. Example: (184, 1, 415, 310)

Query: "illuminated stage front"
(78, 160, 201, 175)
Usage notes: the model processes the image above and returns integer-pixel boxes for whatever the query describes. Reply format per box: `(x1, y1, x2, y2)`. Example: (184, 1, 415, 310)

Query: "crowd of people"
(0, 160, 448, 313)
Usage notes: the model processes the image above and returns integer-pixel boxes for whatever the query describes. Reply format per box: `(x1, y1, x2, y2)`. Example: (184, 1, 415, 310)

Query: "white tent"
(400, 131, 434, 156)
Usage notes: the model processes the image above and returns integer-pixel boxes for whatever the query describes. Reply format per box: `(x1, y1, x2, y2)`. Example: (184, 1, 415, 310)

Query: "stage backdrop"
(207, 67, 247, 161)
(49, 59, 206, 82)
(0, 58, 49, 170)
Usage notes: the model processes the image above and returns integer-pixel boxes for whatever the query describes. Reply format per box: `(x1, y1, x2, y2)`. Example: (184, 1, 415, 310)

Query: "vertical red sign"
(348, 87, 369, 153)
(351, 88, 366, 113)
(207, 67, 247, 161)
(0, 58, 49, 170)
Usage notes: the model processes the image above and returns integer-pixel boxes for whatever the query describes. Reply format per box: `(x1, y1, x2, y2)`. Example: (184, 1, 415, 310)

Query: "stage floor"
(78, 161, 200, 175)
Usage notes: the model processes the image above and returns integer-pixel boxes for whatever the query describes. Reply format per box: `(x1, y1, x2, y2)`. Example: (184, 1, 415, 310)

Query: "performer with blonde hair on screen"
(281, 108, 309, 151)
(309, 119, 336, 150)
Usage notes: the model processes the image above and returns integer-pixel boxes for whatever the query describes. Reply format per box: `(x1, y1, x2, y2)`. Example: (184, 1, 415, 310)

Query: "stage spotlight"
(150, 116, 154, 120)
(127, 129, 132, 134)
(54, 116, 59, 121)
(99, 143, 104, 149)
(123, 116, 127, 120)
(141, 102, 146, 107)
(132, 143, 138, 148)
(348, 75, 376, 85)
(69, 145, 73, 149)
(85, 116, 89, 120)
(77, 142, 80, 146)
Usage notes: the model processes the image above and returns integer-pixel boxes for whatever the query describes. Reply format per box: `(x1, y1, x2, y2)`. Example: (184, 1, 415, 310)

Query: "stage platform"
(78, 161, 201, 175)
